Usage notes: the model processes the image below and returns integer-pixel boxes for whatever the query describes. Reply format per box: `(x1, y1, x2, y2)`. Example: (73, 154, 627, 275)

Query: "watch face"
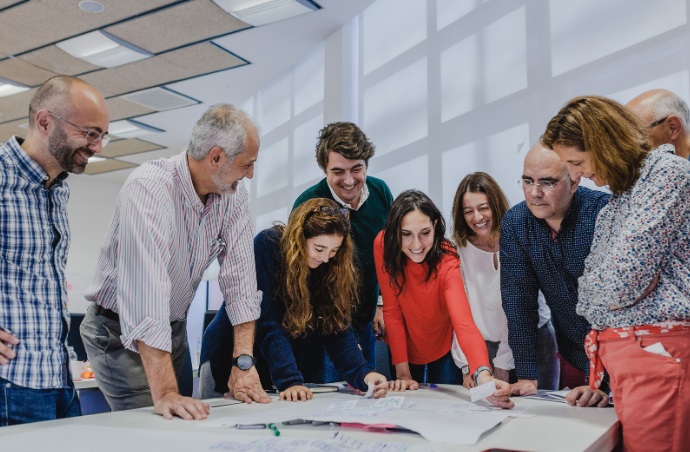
(235, 354, 255, 370)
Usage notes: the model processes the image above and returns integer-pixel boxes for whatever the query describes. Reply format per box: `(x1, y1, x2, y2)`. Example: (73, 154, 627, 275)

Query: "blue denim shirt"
(500, 187, 609, 381)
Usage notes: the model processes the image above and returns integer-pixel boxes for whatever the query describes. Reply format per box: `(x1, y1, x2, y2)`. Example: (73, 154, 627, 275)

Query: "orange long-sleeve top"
(374, 231, 490, 372)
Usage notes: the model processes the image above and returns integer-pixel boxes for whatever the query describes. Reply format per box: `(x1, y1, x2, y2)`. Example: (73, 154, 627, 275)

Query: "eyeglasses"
(519, 175, 569, 190)
(648, 116, 668, 129)
(48, 111, 110, 147)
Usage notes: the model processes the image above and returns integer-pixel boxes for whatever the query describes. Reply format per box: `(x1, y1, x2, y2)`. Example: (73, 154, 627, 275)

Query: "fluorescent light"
(212, 0, 318, 26)
(88, 156, 107, 163)
(0, 78, 29, 97)
(56, 31, 152, 68)
(109, 119, 164, 139)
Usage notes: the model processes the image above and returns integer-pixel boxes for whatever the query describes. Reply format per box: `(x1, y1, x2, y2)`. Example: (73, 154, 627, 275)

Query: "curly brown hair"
(315, 122, 375, 171)
(276, 198, 359, 337)
(542, 95, 649, 194)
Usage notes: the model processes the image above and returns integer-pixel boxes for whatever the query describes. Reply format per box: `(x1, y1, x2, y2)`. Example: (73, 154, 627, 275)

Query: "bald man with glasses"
(626, 89, 690, 159)
(0, 75, 109, 426)
(501, 143, 611, 407)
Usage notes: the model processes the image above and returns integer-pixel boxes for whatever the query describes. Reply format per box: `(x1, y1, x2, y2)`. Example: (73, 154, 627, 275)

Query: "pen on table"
(268, 423, 280, 436)
(420, 383, 438, 388)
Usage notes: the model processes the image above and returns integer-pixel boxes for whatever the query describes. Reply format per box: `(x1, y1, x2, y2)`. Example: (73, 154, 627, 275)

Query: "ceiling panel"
(19, 45, 101, 76)
(0, 118, 27, 143)
(0, 89, 36, 123)
(105, 97, 156, 121)
(0, 58, 58, 87)
(0, 0, 182, 56)
(81, 42, 245, 97)
(106, 1, 248, 54)
(84, 158, 138, 175)
(101, 138, 164, 158)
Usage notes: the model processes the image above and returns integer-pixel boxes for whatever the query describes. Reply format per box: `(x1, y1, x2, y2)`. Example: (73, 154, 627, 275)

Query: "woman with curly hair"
(374, 189, 513, 408)
(201, 198, 387, 401)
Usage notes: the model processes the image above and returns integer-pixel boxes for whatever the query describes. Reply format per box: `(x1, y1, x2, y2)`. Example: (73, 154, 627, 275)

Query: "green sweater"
(293, 176, 393, 327)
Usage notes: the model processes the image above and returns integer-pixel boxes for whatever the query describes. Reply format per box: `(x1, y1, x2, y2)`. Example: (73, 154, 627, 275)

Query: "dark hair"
(382, 189, 456, 295)
(276, 198, 358, 337)
(451, 172, 509, 247)
(315, 122, 375, 170)
(542, 95, 649, 194)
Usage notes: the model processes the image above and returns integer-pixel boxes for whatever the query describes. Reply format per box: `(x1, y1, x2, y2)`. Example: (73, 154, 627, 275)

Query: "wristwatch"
(232, 353, 256, 371)
(461, 365, 470, 375)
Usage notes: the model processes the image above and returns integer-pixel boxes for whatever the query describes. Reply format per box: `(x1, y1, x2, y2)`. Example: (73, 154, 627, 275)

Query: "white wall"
(66, 0, 690, 309)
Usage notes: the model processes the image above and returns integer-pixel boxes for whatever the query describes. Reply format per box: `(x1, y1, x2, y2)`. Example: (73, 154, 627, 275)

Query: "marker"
(235, 423, 266, 429)
(421, 383, 438, 388)
(268, 423, 281, 436)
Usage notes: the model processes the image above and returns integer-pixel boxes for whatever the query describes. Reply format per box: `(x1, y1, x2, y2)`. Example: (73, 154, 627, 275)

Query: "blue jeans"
(408, 351, 462, 385)
(537, 320, 560, 390)
(0, 376, 81, 426)
(322, 322, 376, 382)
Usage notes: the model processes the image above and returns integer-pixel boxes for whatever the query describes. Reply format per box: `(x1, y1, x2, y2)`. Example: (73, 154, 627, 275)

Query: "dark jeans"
(322, 322, 376, 382)
(408, 351, 462, 385)
(0, 375, 81, 426)
(537, 320, 560, 390)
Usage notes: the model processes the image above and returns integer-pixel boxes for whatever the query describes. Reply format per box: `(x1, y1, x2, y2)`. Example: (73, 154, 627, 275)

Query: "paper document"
(470, 380, 496, 402)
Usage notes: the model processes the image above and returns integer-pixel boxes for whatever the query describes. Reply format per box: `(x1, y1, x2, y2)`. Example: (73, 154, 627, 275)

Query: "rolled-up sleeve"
(117, 180, 174, 353)
(218, 184, 262, 326)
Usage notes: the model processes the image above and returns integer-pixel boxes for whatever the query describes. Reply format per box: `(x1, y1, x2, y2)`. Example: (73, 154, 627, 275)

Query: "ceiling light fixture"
(56, 31, 152, 68)
(78, 1, 105, 13)
(0, 78, 29, 98)
(212, 0, 319, 27)
(88, 156, 107, 163)
(109, 119, 164, 139)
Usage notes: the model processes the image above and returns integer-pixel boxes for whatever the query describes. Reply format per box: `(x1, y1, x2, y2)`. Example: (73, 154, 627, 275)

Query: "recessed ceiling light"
(109, 119, 164, 139)
(88, 156, 107, 163)
(0, 78, 29, 98)
(78, 1, 105, 13)
(56, 31, 152, 68)
(212, 0, 319, 27)
(120, 87, 199, 111)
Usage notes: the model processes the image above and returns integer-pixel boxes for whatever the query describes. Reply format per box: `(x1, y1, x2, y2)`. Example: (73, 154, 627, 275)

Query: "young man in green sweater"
(293, 122, 393, 375)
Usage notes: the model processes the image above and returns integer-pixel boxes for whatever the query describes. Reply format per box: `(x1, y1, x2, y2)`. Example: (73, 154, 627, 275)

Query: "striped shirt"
(0, 136, 72, 389)
(86, 152, 262, 353)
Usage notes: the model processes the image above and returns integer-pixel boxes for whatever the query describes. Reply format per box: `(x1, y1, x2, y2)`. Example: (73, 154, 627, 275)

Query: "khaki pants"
(80, 303, 187, 411)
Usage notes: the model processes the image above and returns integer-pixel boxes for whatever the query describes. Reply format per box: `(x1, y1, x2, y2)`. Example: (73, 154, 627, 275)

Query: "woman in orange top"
(375, 190, 512, 408)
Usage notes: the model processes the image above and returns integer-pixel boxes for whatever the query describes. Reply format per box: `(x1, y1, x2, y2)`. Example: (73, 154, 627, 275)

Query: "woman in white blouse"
(450, 172, 514, 386)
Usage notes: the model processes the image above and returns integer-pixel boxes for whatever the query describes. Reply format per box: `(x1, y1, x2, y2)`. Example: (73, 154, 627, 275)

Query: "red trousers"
(599, 329, 690, 452)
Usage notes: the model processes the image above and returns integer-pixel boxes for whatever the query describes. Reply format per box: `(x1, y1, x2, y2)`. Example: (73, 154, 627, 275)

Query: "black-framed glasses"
(48, 111, 110, 147)
(648, 116, 668, 129)
(519, 175, 569, 190)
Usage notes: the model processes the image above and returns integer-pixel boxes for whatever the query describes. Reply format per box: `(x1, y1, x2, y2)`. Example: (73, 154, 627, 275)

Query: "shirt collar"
(327, 179, 369, 211)
(6, 136, 68, 187)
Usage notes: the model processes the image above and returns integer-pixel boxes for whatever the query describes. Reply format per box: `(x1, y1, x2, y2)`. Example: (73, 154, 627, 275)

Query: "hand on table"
(462, 373, 475, 389)
(279, 385, 312, 401)
(0, 329, 19, 365)
(565, 386, 609, 407)
(388, 377, 419, 392)
(364, 372, 388, 398)
(226, 366, 271, 404)
(482, 377, 515, 409)
(510, 379, 538, 396)
(154, 392, 210, 420)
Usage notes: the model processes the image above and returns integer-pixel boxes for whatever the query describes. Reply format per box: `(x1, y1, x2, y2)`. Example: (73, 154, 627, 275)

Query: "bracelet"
(473, 366, 493, 385)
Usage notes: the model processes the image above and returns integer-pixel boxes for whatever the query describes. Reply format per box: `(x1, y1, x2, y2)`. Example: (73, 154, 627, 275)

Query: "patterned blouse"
(578, 144, 690, 329)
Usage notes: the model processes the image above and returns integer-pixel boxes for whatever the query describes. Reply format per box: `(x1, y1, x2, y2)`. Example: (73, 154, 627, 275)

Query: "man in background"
(626, 89, 690, 159)
(81, 104, 270, 421)
(0, 75, 109, 425)
(501, 143, 610, 407)
(293, 122, 393, 376)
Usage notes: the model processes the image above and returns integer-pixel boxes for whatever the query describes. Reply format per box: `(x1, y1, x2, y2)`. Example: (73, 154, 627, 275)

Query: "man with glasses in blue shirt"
(626, 89, 690, 160)
(0, 75, 109, 426)
(501, 142, 610, 408)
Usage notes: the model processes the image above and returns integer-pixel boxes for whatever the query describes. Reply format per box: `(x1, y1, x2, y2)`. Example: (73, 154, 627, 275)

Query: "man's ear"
(208, 146, 224, 167)
(667, 115, 682, 140)
(35, 110, 51, 133)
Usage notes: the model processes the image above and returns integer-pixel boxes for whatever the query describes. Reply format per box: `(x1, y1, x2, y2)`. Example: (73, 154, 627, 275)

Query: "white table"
(0, 385, 619, 451)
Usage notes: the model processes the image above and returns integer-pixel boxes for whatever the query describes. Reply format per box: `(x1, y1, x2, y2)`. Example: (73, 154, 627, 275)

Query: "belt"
(586, 322, 690, 390)
(95, 305, 120, 322)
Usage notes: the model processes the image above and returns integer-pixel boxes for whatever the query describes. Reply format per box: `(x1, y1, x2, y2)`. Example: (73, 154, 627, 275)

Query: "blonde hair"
(277, 198, 359, 337)
(542, 95, 649, 194)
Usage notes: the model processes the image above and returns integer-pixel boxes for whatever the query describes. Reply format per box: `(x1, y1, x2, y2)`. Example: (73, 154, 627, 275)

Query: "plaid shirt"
(0, 136, 71, 389)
